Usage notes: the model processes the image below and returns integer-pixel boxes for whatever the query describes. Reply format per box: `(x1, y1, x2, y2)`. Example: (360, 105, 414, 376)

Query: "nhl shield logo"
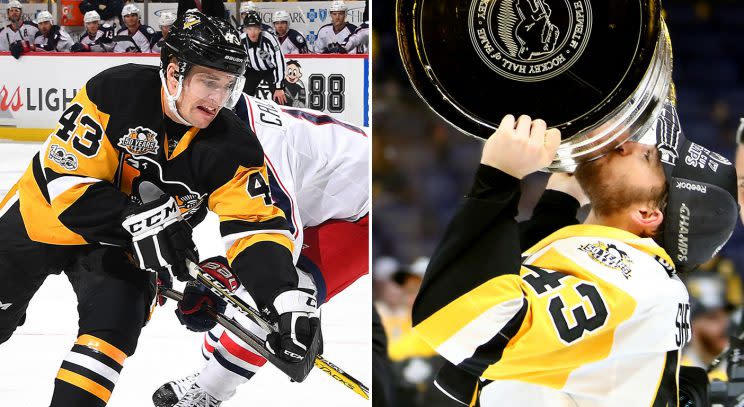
(468, 0, 592, 82)
(319, 8, 328, 22)
(118, 127, 160, 156)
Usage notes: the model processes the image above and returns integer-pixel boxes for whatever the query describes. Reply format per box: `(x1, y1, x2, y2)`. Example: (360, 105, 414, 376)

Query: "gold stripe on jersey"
(56, 368, 112, 402)
(209, 165, 287, 223)
(226, 233, 294, 265)
(414, 274, 523, 349)
(0, 183, 18, 210)
(76, 334, 127, 366)
(165, 126, 200, 161)
(18, 164, 87, 245)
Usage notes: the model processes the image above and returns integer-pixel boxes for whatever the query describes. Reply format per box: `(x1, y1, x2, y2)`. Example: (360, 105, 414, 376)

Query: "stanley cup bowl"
(396, 0, 672, 172)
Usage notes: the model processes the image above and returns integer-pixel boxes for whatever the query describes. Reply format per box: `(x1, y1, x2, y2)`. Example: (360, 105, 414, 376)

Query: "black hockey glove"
(9, 41, 23, 59)
(266, 289, 321, 363)
(175, 257, 237, 332)
(121, 194, 197, 281)
(324, 42, 345, 54)
(70, 42, 91, 52)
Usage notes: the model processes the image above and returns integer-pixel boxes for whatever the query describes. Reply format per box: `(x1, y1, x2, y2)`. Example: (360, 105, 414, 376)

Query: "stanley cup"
(397, 0, 673, 171)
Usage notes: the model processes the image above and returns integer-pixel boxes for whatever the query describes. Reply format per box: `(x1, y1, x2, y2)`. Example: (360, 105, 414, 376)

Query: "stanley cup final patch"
(118, 127, 160, 156)
(468, 0, 592, 82)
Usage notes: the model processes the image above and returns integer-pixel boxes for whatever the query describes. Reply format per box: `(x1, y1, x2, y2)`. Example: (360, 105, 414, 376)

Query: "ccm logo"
(126, 202, 178, 234)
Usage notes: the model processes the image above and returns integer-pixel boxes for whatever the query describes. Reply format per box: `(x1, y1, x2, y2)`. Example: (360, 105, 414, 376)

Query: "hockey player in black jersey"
(0, 9, 316, 407)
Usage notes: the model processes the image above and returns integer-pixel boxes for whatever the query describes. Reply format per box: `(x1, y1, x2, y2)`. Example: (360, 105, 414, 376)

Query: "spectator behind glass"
(33, 11, 73, 52)
(113, 3, 155, 53)
(79, 0, 123, 28)
(71, 10, 114, 52)
(682, 271, 736, 381)
(0, 1, 39, 57)
(150, 11, 176, 54)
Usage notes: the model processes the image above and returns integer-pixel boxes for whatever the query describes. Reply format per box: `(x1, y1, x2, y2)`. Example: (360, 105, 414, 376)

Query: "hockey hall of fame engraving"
(468, 0, 592, 82)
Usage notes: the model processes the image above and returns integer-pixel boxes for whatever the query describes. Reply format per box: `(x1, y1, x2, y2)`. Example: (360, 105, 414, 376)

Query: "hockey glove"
(155, 267, 173, 306)
(9, 41, 23, 59)
(266, 289, 321, 363)
(70, 42, 91, 52)
(175, 257, 237, 332)
(121, 194, 197, 281)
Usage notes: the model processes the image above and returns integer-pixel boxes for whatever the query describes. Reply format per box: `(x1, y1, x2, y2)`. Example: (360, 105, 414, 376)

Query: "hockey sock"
(196, 331, 267, 401)
(201, 327, 222, 361)
(51, 334, 127, 406)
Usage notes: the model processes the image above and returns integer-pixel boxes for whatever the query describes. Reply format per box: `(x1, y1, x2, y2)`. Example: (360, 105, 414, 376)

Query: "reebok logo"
(676, 181, 707, 194)
(0, 301, 12, 310)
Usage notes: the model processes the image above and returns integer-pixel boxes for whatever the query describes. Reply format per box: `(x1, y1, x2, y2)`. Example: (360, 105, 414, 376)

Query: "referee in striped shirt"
(241, 11, 287, 105)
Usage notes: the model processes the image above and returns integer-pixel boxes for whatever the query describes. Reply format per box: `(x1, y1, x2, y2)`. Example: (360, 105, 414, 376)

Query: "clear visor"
(184, 70, 245, 109)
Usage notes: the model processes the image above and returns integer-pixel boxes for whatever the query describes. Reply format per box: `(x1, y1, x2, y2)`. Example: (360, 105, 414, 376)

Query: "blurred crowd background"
(372, 1, 744, 405)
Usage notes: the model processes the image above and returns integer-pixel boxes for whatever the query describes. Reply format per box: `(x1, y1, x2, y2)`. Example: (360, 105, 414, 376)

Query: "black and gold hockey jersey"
(0, 63, 297, 307)
(413, 165, 690, 407)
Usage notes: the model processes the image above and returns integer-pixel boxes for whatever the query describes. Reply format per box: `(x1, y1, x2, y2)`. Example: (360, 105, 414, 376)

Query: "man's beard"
(9, 15, 21, 24)
(574, 156, 666, 221)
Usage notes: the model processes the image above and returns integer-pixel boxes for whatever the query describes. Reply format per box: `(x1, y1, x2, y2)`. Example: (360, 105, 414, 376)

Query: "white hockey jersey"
(113, 24, 155, 53)
(0, 21, 38, 51)
(314, 22, 357, 54)
(415, 224, 690, 407)
(278, 29, 309, 54)
(78, 28, 114, 52)
(193, 94, 369, 262)
(33, 26, 73, 52)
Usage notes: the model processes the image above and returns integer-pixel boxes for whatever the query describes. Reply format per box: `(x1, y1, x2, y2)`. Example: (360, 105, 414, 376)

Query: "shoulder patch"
(146, 26, 155, 34)
(296, 34, 304, 43)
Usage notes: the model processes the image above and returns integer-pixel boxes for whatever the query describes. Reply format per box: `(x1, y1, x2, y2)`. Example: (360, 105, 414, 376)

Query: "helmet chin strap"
(159, 70, 193, 126)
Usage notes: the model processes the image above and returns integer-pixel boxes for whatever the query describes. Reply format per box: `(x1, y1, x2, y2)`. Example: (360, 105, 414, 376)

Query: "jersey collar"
(160, 87, 200, 160)
(523, 224, 675, 267)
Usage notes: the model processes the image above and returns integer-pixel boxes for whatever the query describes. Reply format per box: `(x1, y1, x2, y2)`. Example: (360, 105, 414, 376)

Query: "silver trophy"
(397, 0, 673, 171)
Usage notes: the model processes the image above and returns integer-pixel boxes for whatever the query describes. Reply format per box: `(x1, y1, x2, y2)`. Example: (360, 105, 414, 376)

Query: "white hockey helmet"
(239, 2, 256, 14)
(36, 10, 53, 24)
(7, 1, 22, 11)
(84, 10, 101, 23)
(329, 1, 347, 12)
(121, 3, 140, 17)
(273, 10, 289, 23)
(158, 11, 176, 27)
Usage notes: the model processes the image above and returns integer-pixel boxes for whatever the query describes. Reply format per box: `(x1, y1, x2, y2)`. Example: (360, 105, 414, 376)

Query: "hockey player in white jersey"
(412, 105, 739, 407)
(32, 11, 73, 52)
(314, 1, 357, 54)
(71, 11, 114, 52)
(113, 3, 155, 53)
(272, 10, 308, 54)
(150, 12, 176, 54)
(151, 94, 369, 406)
(0, 0, 39, 56)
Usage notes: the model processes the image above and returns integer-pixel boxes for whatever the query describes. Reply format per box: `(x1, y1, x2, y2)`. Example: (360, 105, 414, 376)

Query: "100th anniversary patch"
(468, 0, 592, 82)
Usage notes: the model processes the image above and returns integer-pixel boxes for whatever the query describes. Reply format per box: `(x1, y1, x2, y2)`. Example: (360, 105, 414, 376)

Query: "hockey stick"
(172, 262, 370, 399)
